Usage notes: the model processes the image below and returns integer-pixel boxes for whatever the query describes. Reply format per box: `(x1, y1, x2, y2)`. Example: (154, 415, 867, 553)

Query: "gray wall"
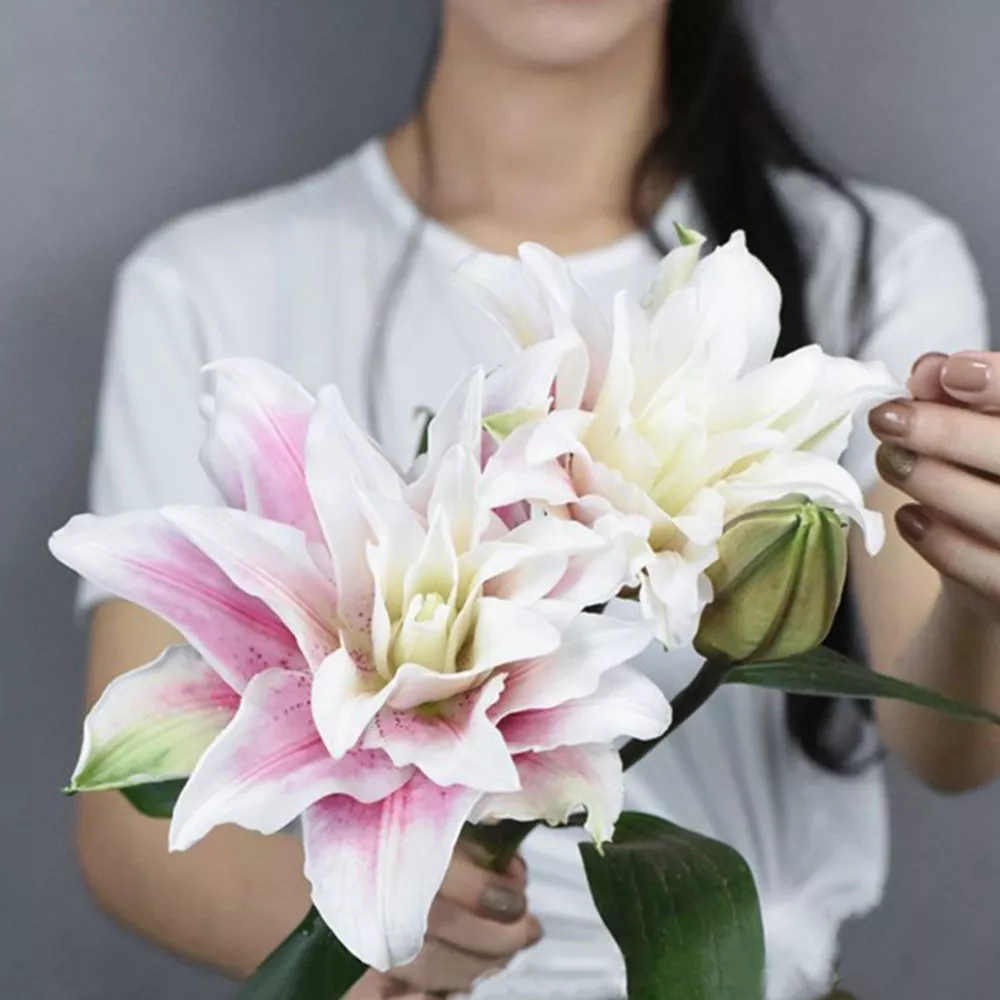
(1, 2, 997, 998)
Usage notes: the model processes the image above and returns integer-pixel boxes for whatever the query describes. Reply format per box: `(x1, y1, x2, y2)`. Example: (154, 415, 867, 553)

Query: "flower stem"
(618, 658, 730, 771)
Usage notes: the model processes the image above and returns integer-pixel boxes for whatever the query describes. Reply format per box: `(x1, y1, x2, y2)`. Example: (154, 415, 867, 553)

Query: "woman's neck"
(385, 11, 667, 256)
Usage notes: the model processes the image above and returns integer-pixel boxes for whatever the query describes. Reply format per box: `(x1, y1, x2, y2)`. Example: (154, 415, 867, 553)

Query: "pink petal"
(70, 645, 238, 792)
(500, 665, 670, 753)
(200, 359, 321, 538)
(50, 512, 303, 691)
(306, 387, 401, 633)
(163, 506, 339, 670)
(472, 744, 623, 843)
(365, 674, 519, 792)
(170, 668, 409, 851)
(302, 775, 482, 971)
(497, 611, 652, 718)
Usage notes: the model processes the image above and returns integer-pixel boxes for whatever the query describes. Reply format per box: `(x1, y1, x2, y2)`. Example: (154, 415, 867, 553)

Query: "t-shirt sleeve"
(78, 255, 220, 613)
(841, 217, 991, 493)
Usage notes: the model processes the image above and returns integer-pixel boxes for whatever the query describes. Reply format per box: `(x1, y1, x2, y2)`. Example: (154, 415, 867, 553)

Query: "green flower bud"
(694, 495, 848, 665)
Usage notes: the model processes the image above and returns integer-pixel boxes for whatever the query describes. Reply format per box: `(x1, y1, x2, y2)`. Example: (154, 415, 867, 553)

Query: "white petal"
(303, 776, 481, 971)
(307, 387, 401, 631)
(500, 665, 671, 752)
(468, 597, 562, 672)
(69, 646, 237, 792)
(639, 544, 716, 648)
(170, 668, 408, 851)
(497, 611, 653, 717)
(642, 235, 706, 315)
(471, 744, 623, 844)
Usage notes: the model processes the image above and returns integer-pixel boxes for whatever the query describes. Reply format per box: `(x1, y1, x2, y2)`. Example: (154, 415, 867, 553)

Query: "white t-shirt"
(83, 139, 989, 999)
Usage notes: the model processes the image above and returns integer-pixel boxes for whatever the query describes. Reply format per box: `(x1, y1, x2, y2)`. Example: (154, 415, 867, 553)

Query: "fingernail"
(911, 351, 948, 375)
(479, 884, 526, 923)
(942, 355, 991, 394)
(869, 401, 912, 438)
(876, 444, 917, 482)
(896, 505, 932, 542)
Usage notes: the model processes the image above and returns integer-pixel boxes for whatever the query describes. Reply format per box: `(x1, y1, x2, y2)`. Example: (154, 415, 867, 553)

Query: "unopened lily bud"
(694, 495, 848, 665)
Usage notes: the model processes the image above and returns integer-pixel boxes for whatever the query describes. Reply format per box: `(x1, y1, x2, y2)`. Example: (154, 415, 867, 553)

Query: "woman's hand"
(869, 351, 1000, 620)
(343, 842, 542, 999)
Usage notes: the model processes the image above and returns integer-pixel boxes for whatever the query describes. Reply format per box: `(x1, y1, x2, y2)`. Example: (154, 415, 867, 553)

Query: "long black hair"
(371, 0, 881, 774)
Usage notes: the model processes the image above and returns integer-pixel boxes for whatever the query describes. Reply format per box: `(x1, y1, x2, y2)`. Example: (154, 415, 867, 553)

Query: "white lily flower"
(459, 232, 901, 647)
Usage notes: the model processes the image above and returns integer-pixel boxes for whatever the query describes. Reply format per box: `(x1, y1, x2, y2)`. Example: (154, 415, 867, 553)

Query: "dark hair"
(370, 0, 881, 774)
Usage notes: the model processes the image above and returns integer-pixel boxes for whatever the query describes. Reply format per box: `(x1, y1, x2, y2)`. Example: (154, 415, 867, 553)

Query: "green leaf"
(239, 907, 366, 1000)
(673, 221, 704, 247)
(120, 779, 187, 819)
(580, 812, 765, 1000)
(725, 646, 1000, 726)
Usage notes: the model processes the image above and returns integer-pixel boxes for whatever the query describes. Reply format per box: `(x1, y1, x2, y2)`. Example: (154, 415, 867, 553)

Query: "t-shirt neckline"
(356, 136, 695, 275)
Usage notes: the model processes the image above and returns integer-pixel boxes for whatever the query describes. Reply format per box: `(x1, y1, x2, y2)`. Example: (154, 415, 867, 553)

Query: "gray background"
(2, 1, 998, 997)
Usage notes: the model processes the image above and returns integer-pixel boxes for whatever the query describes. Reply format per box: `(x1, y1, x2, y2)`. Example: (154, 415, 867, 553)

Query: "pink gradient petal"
(365, 674, 519, 793)
(50, 512, 303, 691)
(302, 775, 482, 971)
(500, 665, 670, 753)
(163, 506, 339, 670)
(200, 359, 321, 538)
(497, 610, 652, 719)
(472, 744, 623, 843)
(170, 668, 409, 851)
(70, 645, 238, 792)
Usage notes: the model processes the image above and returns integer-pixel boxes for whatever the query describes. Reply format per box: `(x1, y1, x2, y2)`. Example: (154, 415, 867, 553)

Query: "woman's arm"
(80, 601, 541, 989)
(852, 481, 1000, 792)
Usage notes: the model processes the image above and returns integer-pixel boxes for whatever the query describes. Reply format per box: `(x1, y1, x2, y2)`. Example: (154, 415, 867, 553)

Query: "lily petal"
(163, 506, 339, 670)
(69, 645, 237, 792)
(499, 665, 671, 753)
(367, 674, 520, 792)
(467, 597, 562, 673)
(170, 668, 408, 851)
(200, 359, 320, 537)
(49, 512, 302, 690)
(472, 744, 623, 844)
(497, 611, 653, 717)
(307, 387, 402, 631)
(303, 776, 482, 971)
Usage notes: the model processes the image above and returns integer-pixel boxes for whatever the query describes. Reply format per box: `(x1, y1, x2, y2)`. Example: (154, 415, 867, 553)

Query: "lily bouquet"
(51, 229, 1000, 1000)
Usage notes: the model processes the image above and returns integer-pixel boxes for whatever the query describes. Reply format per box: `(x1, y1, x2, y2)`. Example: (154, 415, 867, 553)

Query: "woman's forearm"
(876, 586, 1000, 791)
(77, 791, 309, 978)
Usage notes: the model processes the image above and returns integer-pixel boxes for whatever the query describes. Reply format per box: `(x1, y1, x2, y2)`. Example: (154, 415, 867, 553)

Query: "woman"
(77, 1, 1000, 998)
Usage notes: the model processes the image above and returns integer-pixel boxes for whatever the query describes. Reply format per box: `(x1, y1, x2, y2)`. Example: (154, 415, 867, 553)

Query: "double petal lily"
(51, 360, 669, 971)
(458, 231, 900, 646)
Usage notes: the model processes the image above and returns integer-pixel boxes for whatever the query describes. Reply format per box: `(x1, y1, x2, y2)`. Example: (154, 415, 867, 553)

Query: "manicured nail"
(942, 355, 991, 394)
(479, 884, 526, 923)
(896, 505, 932, 542)
(876, 444, 917, 482)
(869, 401, 912, 438)
(910, 351, 947, 376)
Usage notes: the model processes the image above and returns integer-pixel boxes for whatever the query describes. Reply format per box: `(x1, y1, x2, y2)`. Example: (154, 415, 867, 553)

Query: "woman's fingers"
(425, 895, 543, 959)
(437, 848, 527, 922)
(907, 352, 950, 402)
(876, 445, 1000, 548)
(869, 399, 1000, 478)
(939, 352, 1000, 409)
(894, 504, 1000, 607)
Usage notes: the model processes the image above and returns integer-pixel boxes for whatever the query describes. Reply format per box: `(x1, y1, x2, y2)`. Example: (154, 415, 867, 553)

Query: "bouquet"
(51, 228, 1000, 1000)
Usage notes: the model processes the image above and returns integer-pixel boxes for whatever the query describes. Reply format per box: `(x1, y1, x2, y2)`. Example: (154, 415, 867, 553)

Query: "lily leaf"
(240, 906, 366, 1000)
(725, 647, 1000, 726)
(580, 811, 765, 1000)
(120, 779, 187, 819)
